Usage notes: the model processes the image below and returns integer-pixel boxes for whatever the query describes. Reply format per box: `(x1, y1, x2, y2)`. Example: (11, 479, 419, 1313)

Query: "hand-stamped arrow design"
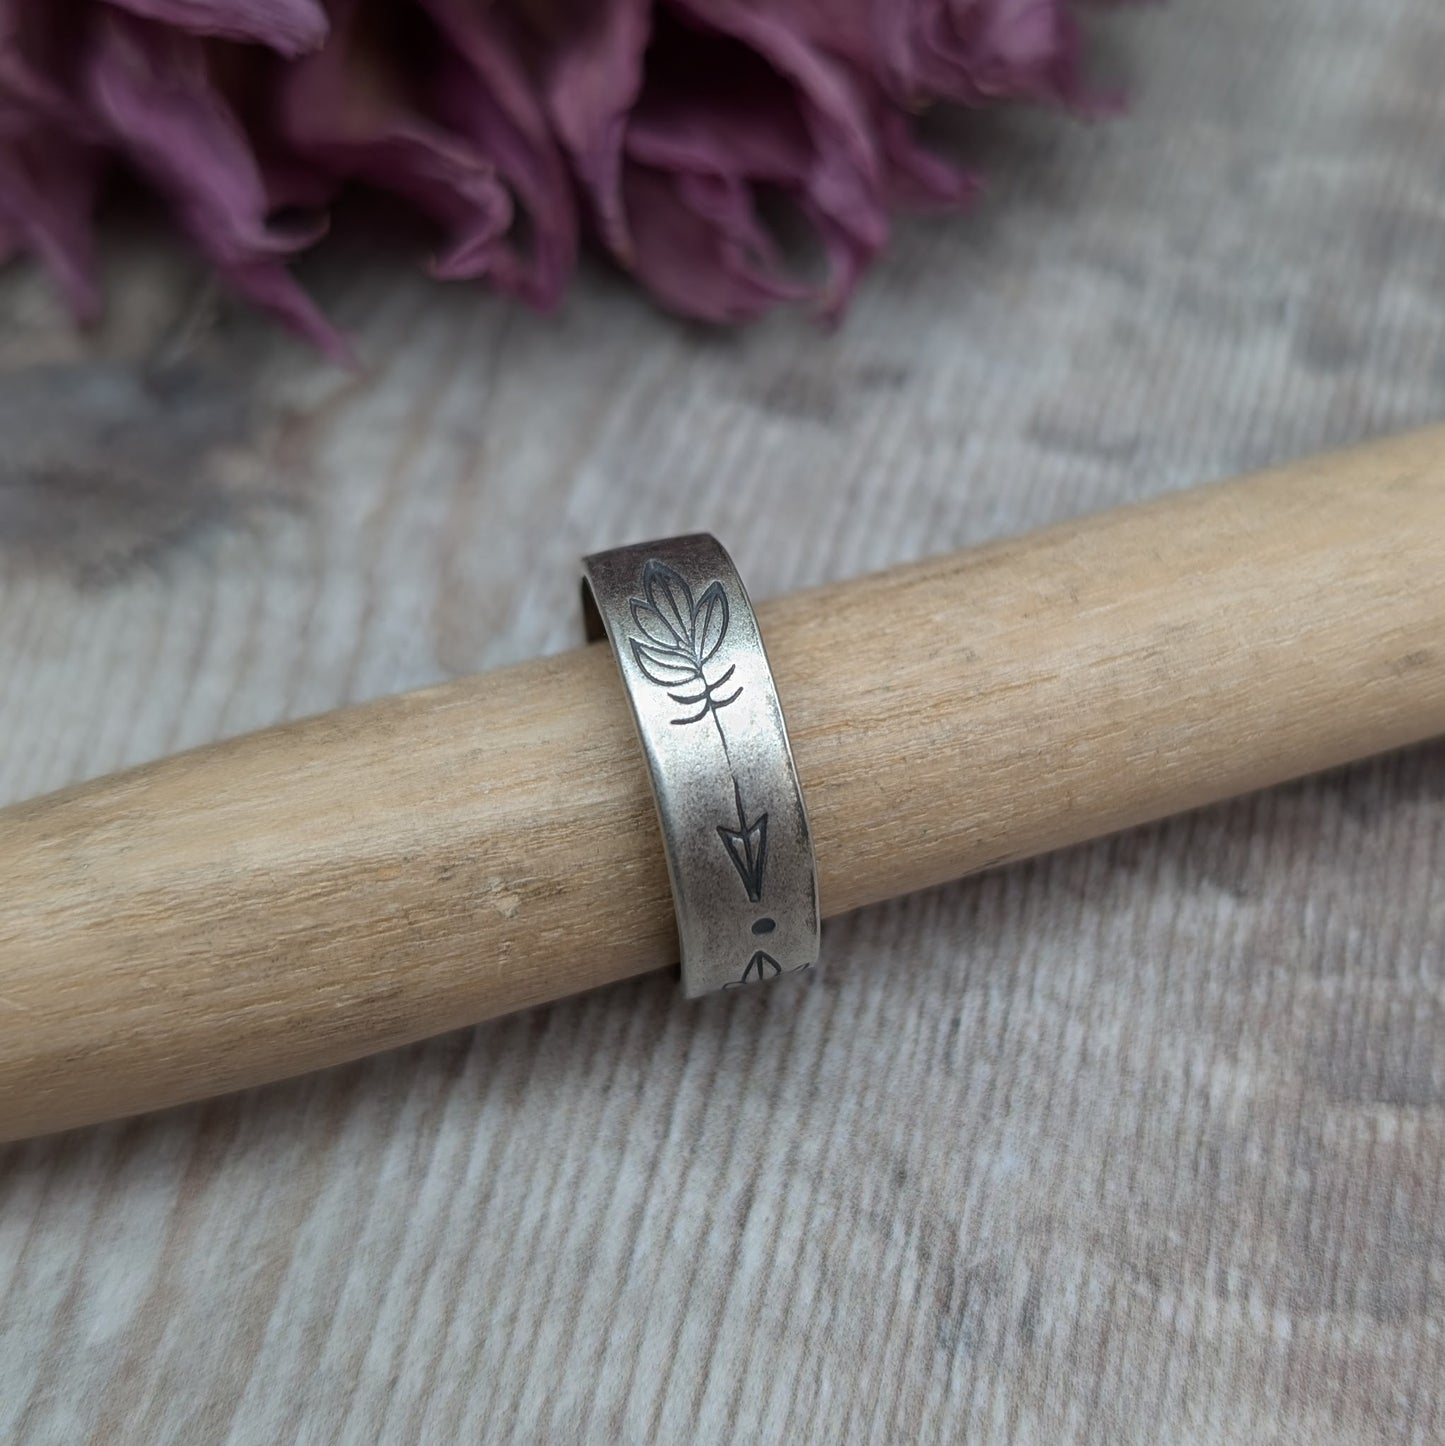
(738, 951, 781, 984)
(626, 555, 801, 989)
(717, 780, 769, 903)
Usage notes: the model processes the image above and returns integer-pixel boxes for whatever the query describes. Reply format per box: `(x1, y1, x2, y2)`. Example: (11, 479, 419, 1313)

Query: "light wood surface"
(3, 0, 1445, 1439)
(2, 432, 1444, 1141)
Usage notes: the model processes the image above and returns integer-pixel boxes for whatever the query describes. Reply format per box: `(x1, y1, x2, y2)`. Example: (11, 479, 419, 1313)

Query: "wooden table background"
(3, 2, 1445, 1441)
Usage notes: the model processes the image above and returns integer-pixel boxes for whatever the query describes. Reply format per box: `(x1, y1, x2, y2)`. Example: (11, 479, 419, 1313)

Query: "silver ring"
(582, 535, 820, 997)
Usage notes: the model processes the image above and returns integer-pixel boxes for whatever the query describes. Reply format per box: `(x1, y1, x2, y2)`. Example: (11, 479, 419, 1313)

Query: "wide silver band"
(582, 535, 820, 997)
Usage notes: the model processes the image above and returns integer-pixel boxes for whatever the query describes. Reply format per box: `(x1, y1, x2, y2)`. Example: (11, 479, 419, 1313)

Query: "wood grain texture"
(2, 0, 1445, 1439)
(1, 436, 1444, 1141)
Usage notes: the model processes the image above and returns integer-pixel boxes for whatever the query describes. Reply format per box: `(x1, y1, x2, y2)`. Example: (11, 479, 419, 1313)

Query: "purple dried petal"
(0, 133, 102, 319)
(672, 0, 881, 184)
(604, 8, 889, 319)
(873, 103, 979, 212)
(86, 13, 347, 357)
(0, 1, 103, 319)
(0, 0, 97, 136)
(876, 0, 1086, 106)
(957, 0, 1084, 101)
(87, 16, 304, 259)
(618, 46, 812, 314)
(529, 0, 650, 256)
(623, 165, 801, 323)
(100, 0, 329, 58)
(625, 67, 811, 182)
(420, 0, 578, 307)
(280, 0, 514, 282)
(772, 0, 1089, 108)
(525, 1, 891, 317)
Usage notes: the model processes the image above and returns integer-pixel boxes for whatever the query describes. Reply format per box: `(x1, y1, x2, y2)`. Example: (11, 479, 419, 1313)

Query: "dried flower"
(0, 0, 1101, 348)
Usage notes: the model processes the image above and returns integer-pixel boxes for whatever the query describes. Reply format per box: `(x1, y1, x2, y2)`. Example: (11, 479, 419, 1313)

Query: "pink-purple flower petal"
(279, 0, 515, 283)
(421, 0, 578, 307)
(85, 12, 346, 357)
(100, 0, 330, 58)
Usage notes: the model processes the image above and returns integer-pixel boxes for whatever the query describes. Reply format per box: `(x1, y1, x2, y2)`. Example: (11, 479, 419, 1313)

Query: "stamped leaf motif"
(626, 559, 742, 735)
(629, 642, 699, 688)
(693, 583, 728, 666)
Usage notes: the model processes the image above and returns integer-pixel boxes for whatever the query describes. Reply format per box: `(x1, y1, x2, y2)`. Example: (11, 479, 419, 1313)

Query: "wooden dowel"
(2, 427, 1444, 1140)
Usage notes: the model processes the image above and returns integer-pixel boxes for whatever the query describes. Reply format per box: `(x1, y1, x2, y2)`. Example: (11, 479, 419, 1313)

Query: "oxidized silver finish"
(582, 534, 820, 997)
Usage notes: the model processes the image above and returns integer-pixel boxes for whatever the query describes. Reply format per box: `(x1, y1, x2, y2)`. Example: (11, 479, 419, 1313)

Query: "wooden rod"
(2, 427, 1444, 1140)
